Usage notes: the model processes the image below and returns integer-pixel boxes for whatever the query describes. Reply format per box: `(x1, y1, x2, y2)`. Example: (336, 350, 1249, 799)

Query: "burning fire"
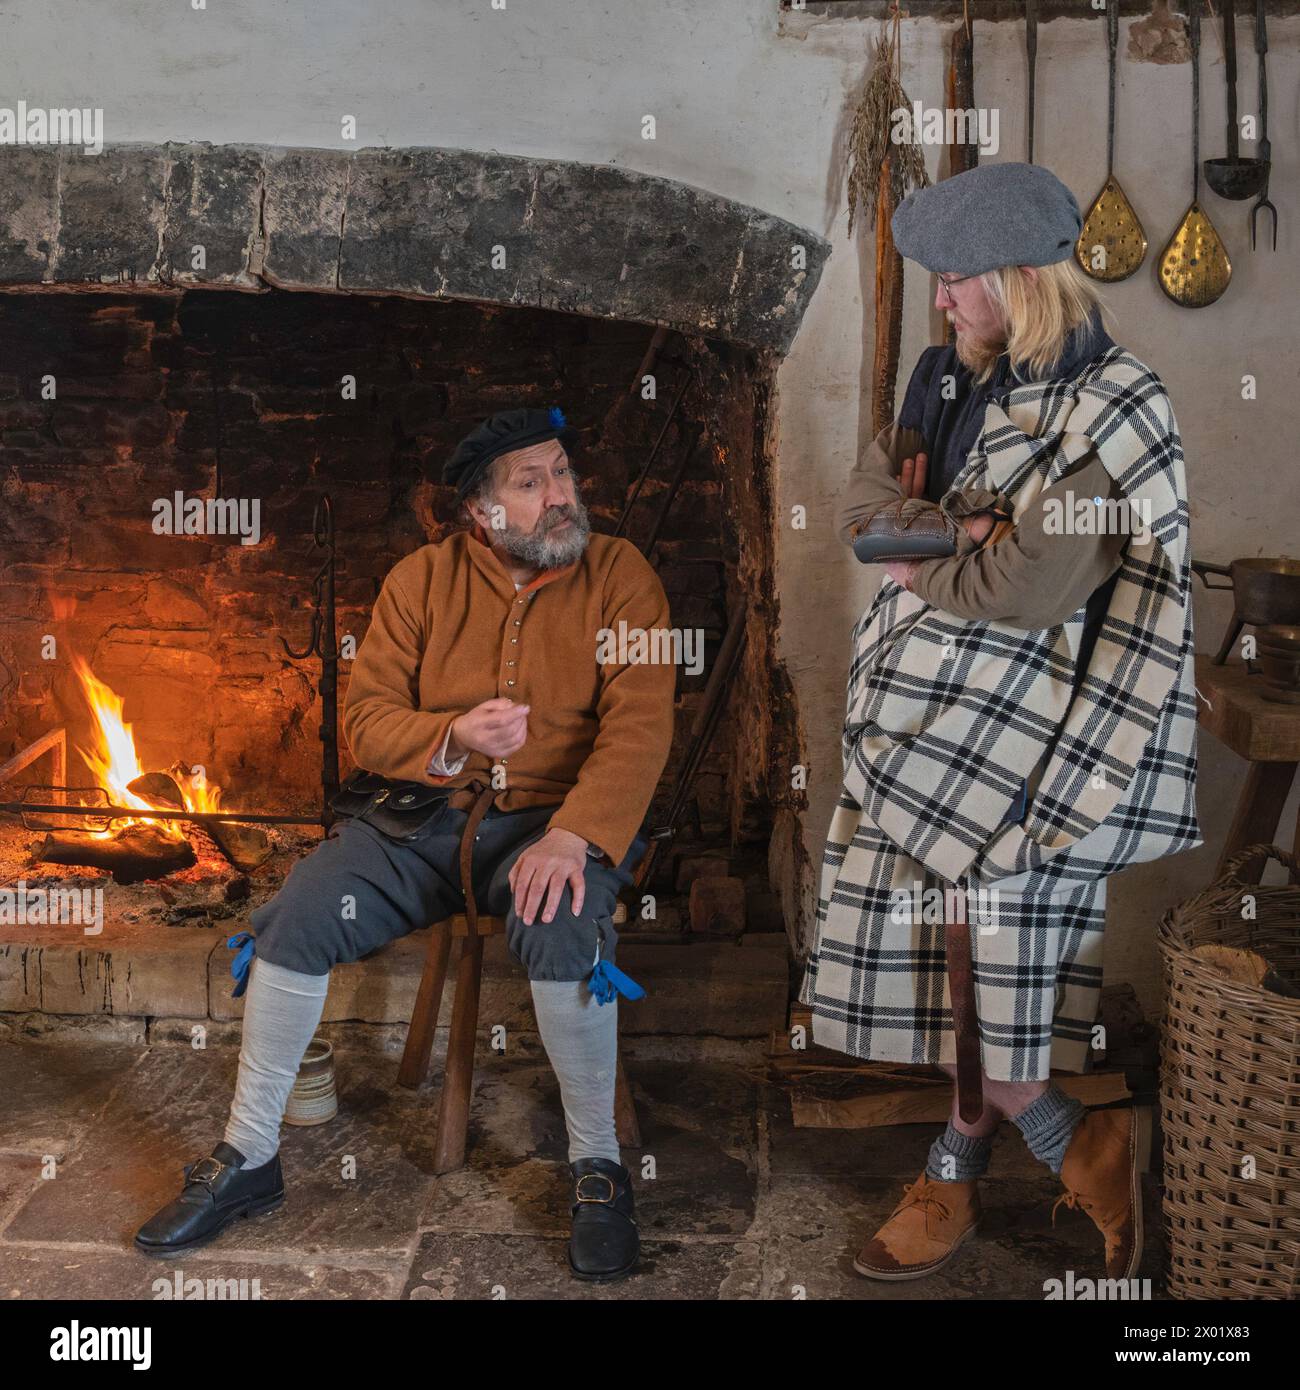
(72, 655, 222, 838)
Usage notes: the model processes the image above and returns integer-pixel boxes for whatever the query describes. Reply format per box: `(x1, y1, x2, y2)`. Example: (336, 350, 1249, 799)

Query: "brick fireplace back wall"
(0, 289, 796, 866)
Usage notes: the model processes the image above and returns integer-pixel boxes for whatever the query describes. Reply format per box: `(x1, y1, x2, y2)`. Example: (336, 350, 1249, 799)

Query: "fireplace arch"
(0, 143, 828, 355)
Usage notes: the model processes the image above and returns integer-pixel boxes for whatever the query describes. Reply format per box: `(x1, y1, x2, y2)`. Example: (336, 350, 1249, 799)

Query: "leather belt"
(945, 917, 984, 1123)
(451, 780, 498, 933)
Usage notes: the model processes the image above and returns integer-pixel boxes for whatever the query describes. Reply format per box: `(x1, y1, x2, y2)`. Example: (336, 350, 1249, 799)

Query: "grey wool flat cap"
(891, 162, 1083, 277)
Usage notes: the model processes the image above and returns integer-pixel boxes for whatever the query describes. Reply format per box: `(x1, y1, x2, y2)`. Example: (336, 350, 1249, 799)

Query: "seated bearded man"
(136, 408, 676, 1284)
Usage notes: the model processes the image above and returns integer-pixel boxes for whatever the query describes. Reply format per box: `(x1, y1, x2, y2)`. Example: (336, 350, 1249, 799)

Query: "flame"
(71, 656, 222, 838)
(185, 766, 222, 816)
(49, 592, 77, 622)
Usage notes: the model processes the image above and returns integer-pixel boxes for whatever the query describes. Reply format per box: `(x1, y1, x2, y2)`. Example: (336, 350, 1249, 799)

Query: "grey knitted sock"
(924, 1121, 994, 1183)
(1011, 1084, 1086, 1174)
(530, 979, 621, 1165)
(224, 957, 330, 1167)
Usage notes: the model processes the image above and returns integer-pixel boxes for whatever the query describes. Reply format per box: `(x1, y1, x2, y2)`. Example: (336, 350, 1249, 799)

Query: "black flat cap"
(892, 162, 1083, 277)
(442, 407, 579, 499)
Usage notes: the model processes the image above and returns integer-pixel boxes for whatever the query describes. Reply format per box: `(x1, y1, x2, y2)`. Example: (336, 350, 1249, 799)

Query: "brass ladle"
(1158, 0, 1232, 307)
(1076, 1, 1147, 281)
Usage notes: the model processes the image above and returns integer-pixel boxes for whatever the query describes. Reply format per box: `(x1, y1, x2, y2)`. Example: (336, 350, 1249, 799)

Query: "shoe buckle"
(188, 1156, 225, 1186)
(575, 1174, 617, 1204)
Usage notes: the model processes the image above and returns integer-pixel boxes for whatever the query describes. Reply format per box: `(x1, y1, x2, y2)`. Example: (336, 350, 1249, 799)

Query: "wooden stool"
(397, 912, 641, 1174)
(1195, 653, 1300, 883)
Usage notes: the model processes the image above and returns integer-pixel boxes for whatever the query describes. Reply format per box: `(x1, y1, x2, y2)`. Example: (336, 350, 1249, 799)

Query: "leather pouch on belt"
(329, 769, 454, 841)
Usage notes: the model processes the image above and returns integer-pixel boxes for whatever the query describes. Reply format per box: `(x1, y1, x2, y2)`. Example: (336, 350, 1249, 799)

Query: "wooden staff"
(941, 2, 976, 345)
(873, 155, 905, 437)
(947, 0, 976, 178)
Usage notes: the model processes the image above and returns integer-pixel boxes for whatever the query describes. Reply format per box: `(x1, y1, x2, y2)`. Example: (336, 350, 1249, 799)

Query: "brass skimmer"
(1076, 1, 1147, 281)
(1158, 0, 1232, 308)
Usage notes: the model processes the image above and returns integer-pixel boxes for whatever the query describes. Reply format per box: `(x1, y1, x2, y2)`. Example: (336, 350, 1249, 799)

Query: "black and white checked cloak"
(801, 347, 1202, 1081)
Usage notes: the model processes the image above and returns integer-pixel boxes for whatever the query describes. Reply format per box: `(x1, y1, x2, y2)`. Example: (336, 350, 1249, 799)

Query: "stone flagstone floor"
(0, 1032, 1165, 1300)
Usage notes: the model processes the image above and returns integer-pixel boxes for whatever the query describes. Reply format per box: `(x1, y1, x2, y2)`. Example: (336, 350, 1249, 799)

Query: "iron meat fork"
(1251, 0, 1277, 251)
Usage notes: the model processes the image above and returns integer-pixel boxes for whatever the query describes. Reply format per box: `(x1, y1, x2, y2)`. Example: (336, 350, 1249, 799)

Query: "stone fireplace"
(0, 143, 828, 1031)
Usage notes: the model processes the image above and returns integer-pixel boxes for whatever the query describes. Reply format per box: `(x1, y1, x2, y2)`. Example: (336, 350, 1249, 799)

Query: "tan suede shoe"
(1054, 1106, 1151, 1281)
(853, 1173, 981, 1281)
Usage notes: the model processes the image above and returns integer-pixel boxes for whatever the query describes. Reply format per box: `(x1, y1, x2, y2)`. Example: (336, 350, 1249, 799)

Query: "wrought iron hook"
(279, 497, 337, 661)
(278, 495, 341, 827)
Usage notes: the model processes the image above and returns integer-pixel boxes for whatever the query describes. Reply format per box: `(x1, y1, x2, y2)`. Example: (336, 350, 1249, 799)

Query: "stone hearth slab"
(400, 1231, 760, 1300)
(417, 1063, 580, 1238)
(621, 1060, 758, 1237)
(0, 1037, 143, 1161)
(0, 1155, 42, 1234)
(0, 920, 216, 1018)
(417, 1059, 759, 1239)
(0, 1246, 399, 1301)
(0, 1035, 1169, 1300)
(1, 913, 788, 1038)
(2, 1044, 444, 1258)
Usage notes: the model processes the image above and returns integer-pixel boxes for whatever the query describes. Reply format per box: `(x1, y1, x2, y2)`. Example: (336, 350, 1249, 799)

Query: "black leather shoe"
(568, 1157, 639, 1283)
(134, 1142, 285, 1257)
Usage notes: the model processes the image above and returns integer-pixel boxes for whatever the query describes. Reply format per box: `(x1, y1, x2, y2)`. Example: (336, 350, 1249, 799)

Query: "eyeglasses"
(936, 270, 979, 295)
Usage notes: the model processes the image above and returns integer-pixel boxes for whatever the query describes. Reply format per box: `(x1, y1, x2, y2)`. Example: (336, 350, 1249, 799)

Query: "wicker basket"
(1159, 843, 1300, 1300)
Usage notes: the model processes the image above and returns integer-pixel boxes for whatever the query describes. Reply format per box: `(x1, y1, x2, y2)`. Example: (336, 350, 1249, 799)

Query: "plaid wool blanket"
(801, 347, 1202, 1079)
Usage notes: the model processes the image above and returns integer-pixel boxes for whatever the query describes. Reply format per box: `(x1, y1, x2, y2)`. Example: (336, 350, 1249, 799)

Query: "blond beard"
(953, 328, 1004, 379)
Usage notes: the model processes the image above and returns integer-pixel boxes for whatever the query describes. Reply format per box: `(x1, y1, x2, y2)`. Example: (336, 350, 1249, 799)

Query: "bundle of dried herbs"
(845, 21, 930, 239)
(844, 13, 930, 434)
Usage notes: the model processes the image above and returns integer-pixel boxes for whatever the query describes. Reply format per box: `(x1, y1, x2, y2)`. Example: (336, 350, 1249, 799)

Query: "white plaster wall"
(4, 0, 1297, 1014)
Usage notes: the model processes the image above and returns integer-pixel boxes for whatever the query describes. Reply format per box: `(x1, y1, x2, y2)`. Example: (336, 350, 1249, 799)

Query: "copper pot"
(1255, 624, 1300, 703)
(1191, 558, 1300, 664)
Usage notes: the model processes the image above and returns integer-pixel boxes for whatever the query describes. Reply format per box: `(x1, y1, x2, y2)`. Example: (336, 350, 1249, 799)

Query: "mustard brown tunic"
(341, 527, 676, 867)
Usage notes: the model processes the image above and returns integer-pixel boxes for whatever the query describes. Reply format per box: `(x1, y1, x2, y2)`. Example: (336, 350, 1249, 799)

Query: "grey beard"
(492, 496, 592, 569)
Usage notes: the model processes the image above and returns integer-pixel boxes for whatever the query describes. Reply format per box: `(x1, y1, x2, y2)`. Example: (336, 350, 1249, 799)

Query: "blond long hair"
(964, 259, 1112, 384)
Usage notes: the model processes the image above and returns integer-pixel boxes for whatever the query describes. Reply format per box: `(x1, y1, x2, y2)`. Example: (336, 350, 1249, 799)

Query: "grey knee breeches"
(241, 802, 647, 986)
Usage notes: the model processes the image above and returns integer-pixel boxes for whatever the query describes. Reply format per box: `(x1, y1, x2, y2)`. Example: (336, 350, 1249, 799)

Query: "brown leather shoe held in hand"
(1054, 1106, 1151, 1281)
(853, 1173, 981, 1281)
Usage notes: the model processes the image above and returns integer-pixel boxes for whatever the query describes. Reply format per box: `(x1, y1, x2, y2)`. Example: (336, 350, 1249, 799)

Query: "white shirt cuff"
(428, 725, 468, 777)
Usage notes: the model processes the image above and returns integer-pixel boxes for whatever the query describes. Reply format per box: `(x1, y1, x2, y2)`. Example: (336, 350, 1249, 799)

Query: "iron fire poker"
(0, 785, 321, 832)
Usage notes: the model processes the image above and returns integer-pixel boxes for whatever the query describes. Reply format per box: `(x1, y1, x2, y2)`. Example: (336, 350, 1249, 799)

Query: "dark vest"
(897, 312, 1122, 686)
